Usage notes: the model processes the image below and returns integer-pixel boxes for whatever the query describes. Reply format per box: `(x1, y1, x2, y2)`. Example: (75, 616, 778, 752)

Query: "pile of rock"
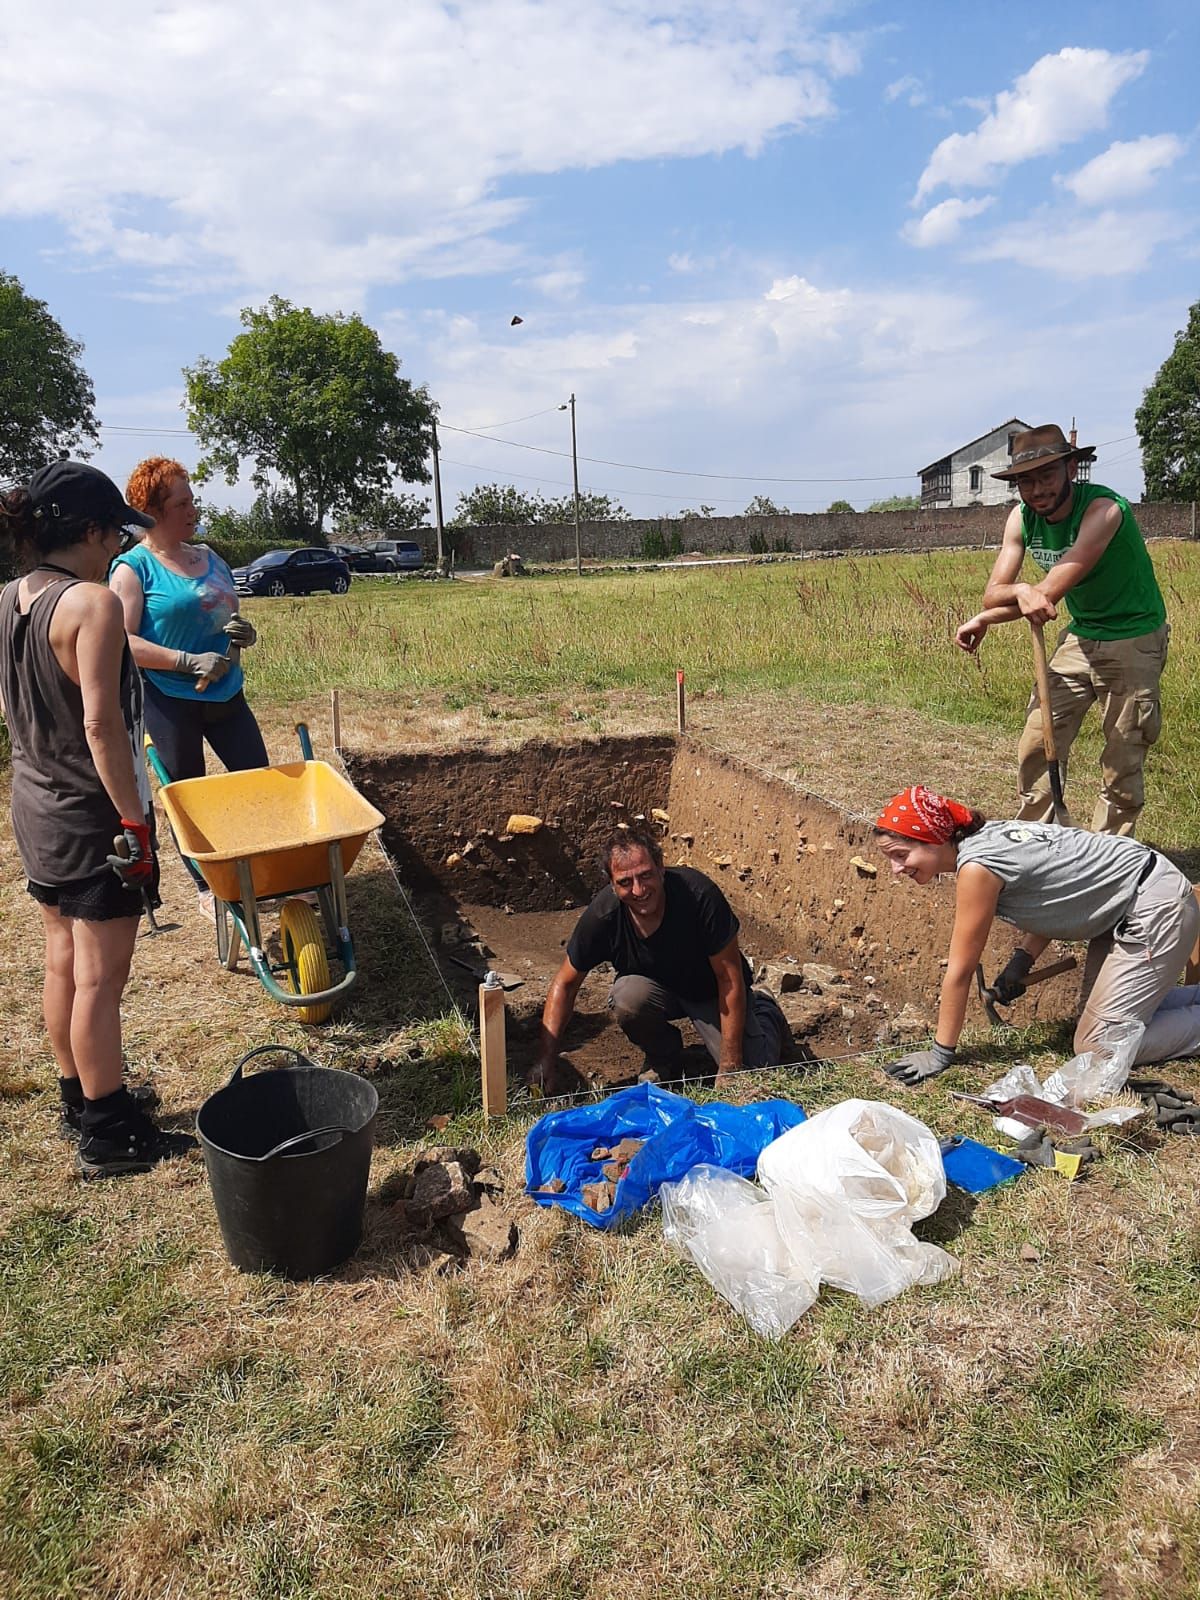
(392, 1146, 518, 1262)
(578, 1136, 644, 1214)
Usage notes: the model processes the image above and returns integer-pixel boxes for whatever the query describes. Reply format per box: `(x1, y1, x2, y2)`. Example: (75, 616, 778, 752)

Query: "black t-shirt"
(567, 866, 749, 1001)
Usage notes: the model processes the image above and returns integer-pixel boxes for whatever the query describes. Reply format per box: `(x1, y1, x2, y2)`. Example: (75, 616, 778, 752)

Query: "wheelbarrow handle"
(256, 1125, 349, 1161)
(227, 1044, 319, 1087)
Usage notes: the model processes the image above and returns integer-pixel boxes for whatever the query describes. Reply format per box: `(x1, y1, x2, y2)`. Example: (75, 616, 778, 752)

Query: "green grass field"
(2, 547, 1199, 1599)
(248, 544, 1200, 844)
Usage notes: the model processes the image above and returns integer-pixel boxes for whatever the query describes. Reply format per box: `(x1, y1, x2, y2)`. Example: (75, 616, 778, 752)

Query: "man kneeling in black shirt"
(531, 825, 789, 1094)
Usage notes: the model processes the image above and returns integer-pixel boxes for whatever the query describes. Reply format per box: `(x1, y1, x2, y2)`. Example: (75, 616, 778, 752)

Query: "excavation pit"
(345, 736, 1077, 1088)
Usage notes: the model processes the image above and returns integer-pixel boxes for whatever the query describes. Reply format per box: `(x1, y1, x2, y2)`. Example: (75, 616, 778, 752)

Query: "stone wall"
(447, 499, 1198, 567)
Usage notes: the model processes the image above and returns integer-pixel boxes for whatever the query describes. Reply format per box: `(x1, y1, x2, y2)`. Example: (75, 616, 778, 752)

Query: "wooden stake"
(676, 669, 686, 735)
(479, 973, 507, 1119)
(331, 688, 341, 752)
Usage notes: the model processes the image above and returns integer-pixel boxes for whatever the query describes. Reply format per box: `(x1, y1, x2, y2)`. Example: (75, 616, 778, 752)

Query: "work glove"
(223, 615, 257, 648)
(992, 948, 1035, 1004)
(1013, 1131, 1100, 1169)
(175, 649, 231, 684)
(885, 1041, 956, 1086)
(106, 818, 155, 889)
(1128, 1077, 1200, 1135)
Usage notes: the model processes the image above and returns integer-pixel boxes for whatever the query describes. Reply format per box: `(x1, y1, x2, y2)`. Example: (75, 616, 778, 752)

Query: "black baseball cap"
(29, 461, 155, 530)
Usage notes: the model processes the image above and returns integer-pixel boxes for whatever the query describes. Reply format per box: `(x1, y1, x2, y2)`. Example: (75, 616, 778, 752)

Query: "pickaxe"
(975, 955, 1077, 1027)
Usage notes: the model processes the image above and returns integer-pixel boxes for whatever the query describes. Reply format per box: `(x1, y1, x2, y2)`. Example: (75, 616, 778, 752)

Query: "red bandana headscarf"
(877, 785, 974, 844)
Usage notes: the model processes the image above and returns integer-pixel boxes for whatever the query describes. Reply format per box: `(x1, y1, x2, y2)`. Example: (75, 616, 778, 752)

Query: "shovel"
(1030, 621, 1071, 825)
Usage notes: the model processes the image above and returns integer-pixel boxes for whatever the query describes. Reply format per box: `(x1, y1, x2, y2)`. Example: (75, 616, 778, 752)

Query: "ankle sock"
(59, 1077, 85, 1111)
(81, 1086, 140, 1138)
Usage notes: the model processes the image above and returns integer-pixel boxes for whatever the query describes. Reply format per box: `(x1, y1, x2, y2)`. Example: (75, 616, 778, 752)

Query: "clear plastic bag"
(757, 1100, 958, 1310)
(660, 1165, 819, 1341)
(1043, 1019, 1144, 1107)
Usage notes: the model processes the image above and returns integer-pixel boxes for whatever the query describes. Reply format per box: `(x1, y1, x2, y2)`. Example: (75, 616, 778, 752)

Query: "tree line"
(4, 270, 1199, 545)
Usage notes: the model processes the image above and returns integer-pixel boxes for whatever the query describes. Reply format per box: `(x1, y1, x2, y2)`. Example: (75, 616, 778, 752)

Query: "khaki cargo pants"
(1016, 624, 1168, 836)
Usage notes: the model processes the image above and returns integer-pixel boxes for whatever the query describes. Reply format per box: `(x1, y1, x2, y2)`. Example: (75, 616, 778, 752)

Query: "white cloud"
(885, 74, 926, 108)
(521, 263, 587, 301)
(1058, 134, 1185, 204)
(0, 1, 857, 307)
(915, 48, 1147, 200)
(903, 196, 995, 248)
(969, 207, 1187, 278)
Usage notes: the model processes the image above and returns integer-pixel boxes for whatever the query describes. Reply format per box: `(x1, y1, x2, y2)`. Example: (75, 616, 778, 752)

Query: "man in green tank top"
(955, 423, 1167, 836)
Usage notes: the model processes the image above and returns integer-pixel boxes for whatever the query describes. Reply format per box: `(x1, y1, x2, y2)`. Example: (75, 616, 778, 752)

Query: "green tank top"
(1021, 482, 1165, 640)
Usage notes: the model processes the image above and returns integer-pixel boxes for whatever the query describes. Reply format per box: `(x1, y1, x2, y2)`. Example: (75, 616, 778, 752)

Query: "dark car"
(233, 547, 352, 598)
(340, 538, 424, 573)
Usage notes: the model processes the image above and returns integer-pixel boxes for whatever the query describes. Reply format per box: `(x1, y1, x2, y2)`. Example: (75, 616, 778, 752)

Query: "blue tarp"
(525, 1082, 806, 1229)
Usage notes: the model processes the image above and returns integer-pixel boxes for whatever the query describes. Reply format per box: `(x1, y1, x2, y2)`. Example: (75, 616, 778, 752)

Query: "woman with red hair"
(110, 458, 265, 787)
(875, 784, 1200, 1085)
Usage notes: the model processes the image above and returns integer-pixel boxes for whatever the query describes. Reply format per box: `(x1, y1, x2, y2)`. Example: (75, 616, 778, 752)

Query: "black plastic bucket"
(196, 1046, 378, 1278)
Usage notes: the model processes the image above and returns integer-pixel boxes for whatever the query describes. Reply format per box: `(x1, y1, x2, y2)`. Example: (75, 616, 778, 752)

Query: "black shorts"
(27, 860, 161, 922)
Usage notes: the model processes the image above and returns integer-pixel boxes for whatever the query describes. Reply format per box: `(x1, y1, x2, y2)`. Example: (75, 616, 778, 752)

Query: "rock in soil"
(601, 1160, 628, 1184)
(409, 1159, 475, 1222)
(590, 1145, 612, 1160)
(758, 960, 805, 994)
(537, 1176, 566, 1194)
(887, 1003, 934, 1041)
(802, 962, 850, 993)
(444, 1194, 519, 1262)
(582, 1180, 614, 1213)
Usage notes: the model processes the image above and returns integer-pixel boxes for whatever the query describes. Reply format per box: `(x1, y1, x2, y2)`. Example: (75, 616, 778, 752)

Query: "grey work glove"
(223, 615, 257, 648)
(992, 948, 1035, 1004)
(1128, 1077, 1200, 1135)
(175, 649, 231, 683)
(1013, 1131, 1100, 1168)
(885, 1041, 956, 1087)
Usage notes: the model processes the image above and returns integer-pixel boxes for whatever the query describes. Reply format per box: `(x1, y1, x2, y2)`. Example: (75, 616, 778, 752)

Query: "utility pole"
(560, 392, 582, 576)
(431, 417, 446, 570)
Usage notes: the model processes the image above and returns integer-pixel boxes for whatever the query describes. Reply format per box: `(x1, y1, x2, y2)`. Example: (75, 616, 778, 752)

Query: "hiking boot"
(59, 1080, 161, 1141)
(76, 1114, 196, 1180)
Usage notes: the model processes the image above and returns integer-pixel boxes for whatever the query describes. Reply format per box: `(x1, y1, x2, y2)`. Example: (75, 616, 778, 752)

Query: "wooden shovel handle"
(1029, 622, 1059, 764)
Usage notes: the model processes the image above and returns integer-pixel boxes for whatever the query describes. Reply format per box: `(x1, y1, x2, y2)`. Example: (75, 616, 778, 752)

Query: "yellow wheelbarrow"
(149, 725, 384, 1022)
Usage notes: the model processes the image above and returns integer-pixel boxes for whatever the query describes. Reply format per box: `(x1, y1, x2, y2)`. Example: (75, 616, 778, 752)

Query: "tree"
(538, 490, 629, 522)
(335, 488, 430, 538)
(184, 297, 434, 536)
(744, 494, 790, 515)
(1136, 298, 1200, 500)
(450, 483, 629, 525)
(0, 272, 99, 477)
(826, 499, 854, 513)
(452, 483, 540, 525)
(867, 494, 920, 512)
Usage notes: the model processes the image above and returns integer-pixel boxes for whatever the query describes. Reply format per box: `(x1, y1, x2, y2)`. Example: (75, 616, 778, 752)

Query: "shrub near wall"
(204, 537, 308, 570)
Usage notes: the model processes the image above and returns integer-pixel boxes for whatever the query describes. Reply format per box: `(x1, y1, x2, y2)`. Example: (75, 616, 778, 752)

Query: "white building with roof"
(919, 418, 1032, 509)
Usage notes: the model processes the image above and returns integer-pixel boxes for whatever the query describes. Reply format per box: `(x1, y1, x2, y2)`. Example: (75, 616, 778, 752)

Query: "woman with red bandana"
(874, 784, 1200, 1085)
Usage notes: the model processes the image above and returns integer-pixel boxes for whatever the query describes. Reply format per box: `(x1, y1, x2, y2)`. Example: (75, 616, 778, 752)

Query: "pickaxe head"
(976, 963, 1008, 1028)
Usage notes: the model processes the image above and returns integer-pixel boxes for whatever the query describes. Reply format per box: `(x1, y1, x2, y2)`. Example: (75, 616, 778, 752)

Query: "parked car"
(232, 547, 352, 597)
(347, 538, 424, 573)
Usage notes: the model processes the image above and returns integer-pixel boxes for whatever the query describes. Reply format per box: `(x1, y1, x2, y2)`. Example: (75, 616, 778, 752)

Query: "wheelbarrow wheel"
(279, 898, 333, 1023)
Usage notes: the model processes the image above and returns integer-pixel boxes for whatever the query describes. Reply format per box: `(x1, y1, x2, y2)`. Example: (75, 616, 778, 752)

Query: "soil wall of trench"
(667, 739, 1079, 1023)
(346, 734, 1081, 1062)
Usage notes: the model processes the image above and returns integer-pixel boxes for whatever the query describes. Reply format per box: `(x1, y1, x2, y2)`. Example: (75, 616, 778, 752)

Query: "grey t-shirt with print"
(956, 821, 1153, 941)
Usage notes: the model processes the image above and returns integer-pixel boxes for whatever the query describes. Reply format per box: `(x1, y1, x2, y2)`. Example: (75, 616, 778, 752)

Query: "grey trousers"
(607, 974, 789, 1069)
(1075, 856, 1200, 1066)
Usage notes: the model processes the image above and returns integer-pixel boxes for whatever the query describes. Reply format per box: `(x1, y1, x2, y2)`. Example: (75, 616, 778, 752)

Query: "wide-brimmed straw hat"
(991, 424, 1096, 482)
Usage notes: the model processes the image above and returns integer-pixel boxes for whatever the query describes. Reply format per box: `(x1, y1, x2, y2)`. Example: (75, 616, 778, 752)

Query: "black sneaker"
(59, 1080, 161, 1141)
(76, 1117, 196, 1180)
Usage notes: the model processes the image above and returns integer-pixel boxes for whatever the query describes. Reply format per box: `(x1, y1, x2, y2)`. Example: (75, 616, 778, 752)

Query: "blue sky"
(2, 0, 1197, 518)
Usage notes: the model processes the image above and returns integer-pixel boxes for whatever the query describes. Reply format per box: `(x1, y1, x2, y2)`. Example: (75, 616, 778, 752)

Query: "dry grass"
(3, 556, 1200, 1597)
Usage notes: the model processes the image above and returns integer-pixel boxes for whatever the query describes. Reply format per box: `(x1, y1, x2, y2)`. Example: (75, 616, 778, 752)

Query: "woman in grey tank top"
(871, 784, 1200, 1086)
(0, 462, 194, 1179)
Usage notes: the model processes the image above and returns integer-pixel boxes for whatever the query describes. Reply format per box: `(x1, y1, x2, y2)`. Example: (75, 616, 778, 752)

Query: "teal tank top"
(112, 544, 243, 702)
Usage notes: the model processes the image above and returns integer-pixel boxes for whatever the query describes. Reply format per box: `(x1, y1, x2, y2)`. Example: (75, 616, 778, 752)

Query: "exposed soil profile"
(345, 735, 1080, 1085)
